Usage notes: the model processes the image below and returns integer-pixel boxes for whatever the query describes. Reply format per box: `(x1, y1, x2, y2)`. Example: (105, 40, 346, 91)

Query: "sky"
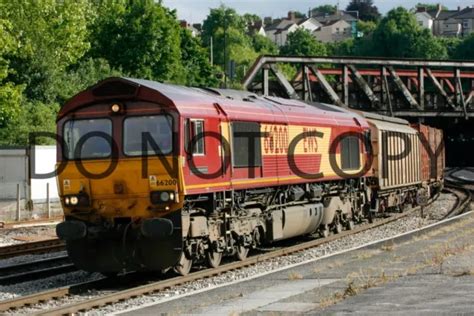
(162, 0, 470, 24)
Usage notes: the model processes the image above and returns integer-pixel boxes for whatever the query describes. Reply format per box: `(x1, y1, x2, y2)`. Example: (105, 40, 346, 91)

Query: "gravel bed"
(0, 270, 102, 301)
(0, 226, 57, 247)
(5, 192, 460, 315)
(0, 251, 68, 268)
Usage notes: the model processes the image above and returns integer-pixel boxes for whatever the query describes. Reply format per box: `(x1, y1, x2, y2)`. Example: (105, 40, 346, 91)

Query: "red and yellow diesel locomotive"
(56, 77, 444, 275)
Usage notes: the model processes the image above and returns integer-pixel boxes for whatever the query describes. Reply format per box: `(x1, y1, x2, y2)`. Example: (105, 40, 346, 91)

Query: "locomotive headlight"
(160, 192, 170, 202)
(70, 196, 79, 205)
(111, 103, 121, 113)
(63, 194, 90, 207)
(150, 191, 176, 205)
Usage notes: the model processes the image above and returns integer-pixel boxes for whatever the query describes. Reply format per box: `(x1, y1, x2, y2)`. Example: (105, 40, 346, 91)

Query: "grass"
(288, 271, 303, 280)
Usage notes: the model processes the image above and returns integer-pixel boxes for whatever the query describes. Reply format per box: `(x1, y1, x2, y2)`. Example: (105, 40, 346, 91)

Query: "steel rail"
(4, 189, 469, 315)
(0, 239, 64, 259)
(443, 184, 473, 219)
(31, 207, 426, 316)
(0, 255, 69, 276)
(0, 256, 74, 285)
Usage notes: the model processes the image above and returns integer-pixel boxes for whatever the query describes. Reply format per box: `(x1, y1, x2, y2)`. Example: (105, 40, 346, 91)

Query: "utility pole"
(224, 14, 228, 89)
(210, 36, 214, 65)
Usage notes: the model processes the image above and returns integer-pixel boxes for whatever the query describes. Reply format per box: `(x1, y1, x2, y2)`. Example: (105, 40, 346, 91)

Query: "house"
(453, 6, 474, 36)
(298, 17, 322, 32)
(415, 10, 434, 30)
(180, 20, 201, 37)
(265, 11, 303, 46)
(248, 20, 266, 37)
(425, 5, 474, 37)
(313, 11, 358, 39)
(313, 19, 352, 43)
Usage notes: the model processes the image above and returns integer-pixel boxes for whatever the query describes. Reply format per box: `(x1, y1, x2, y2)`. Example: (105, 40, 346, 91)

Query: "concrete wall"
(0, 149, 28, 200)
(0, 146, 59, 202)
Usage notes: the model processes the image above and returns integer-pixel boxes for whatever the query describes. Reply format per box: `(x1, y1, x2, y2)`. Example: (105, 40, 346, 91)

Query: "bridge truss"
(242, 56, 474, 119)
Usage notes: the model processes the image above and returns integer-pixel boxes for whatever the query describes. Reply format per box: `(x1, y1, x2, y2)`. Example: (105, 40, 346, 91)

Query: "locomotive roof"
(59, 77, 368, 128)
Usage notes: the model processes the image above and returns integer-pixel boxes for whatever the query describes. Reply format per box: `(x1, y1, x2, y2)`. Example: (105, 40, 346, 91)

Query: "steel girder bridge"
(242, 55, 474, 119)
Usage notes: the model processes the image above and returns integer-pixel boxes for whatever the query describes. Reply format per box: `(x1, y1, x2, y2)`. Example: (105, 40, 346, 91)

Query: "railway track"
(0, 255, 74, 285)
(0, 186, 470, 315)
(0, 239, 64, 260)
(444, 168, 474, 218)
(0, 199, 456, 315)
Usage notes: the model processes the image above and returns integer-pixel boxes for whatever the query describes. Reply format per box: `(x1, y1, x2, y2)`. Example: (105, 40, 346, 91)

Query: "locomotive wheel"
(235, 245, 249, 261)
(334, 223, 343, 234)
(174, 253, 193, 276)
(207, 251, 223, 268)
(346, 220, 355, 230)
(320, 226, 330, 238)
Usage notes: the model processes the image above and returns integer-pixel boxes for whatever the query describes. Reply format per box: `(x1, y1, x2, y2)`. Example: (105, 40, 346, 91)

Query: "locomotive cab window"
(124, 115, 172, 156)
(341, 136, 360, 170)
(231, 121, 262, 168)
(185, 119, 205, 155)
(63, 119, 112, 160)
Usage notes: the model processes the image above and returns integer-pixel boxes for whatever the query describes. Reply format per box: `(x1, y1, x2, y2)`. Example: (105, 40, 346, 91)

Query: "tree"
(89, 0, 183, 83)
(243, 13, 261, 26)
(357, 20, 377, 35)
(252, 34, 278, 55)
(55, 58, 124, 105)
(1, 0, 92, 104)
(326, 39, 355, 56)
(346, 0, 381, 22)
(211, 26, 258, 83)
(357, 7, 447, 59)
(311, 5, 337, 16)
(293, 11, 307, 19)
(281, 29, 327, 56)
(437, 37, 462, 59)
(453, 34, 474, 60)
(201, 6, 247, 49)
(413, 3, 447, 11)
(0, 18, 22, 137)
(180, 29, 219, 87)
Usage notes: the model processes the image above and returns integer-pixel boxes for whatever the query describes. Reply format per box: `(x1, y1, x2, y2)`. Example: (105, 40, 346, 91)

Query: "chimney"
(179, 20, 188, 28)
(288, 11, 296, 20)
(458, 6, 461, 11)
(436, 3, 443, 18)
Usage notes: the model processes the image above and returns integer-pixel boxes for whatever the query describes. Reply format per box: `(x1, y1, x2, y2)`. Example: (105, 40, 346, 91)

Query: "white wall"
(0, 146, 59, 202)
(415, 13, 433, 30)
(30, 146, 59, 202)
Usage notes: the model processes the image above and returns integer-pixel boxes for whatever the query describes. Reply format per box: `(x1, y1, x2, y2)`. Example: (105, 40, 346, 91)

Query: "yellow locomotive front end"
(55, 87, 186, 274)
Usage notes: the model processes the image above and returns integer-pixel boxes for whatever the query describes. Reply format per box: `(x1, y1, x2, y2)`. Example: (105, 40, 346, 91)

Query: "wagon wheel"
(207, 251, 223, 268)
(174, 253, 193, 276)
(235, 245, 249, 261)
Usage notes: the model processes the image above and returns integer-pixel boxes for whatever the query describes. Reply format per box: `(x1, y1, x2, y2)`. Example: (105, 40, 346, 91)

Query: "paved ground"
(120, 213, 474, 316)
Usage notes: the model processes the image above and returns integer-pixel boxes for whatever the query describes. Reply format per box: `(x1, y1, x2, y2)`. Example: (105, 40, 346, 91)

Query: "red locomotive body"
(55, 78, 443, 275)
